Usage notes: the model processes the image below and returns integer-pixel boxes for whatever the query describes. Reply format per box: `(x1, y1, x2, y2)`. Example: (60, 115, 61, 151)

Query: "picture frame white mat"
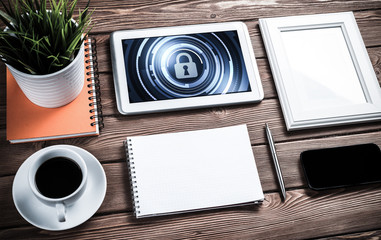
(259, 12, 381, 130)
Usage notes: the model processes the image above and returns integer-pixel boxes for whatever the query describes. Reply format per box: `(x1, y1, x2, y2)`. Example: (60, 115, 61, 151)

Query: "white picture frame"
(259, 12, 381, 130)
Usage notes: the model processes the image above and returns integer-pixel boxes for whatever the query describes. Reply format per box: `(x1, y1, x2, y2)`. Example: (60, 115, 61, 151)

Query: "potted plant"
(0, 0, 92, 108)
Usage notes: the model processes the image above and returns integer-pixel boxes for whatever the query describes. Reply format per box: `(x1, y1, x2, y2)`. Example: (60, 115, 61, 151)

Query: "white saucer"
(12, 145, 107, 231)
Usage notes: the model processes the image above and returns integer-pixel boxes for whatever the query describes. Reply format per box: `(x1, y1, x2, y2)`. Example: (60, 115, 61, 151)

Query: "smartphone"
(300, 143, 381, 190)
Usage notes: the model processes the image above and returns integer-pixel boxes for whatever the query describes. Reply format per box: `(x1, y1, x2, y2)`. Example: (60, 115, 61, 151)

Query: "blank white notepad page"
(126, 124, 264, 217)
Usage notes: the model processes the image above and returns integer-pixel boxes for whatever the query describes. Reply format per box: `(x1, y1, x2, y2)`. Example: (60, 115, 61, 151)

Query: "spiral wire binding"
(84, 38, 104, 130)
(124, 139, 140, 216)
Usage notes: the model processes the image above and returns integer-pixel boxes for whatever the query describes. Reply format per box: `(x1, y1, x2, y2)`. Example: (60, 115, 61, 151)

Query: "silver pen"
(265, 123, 286, 201)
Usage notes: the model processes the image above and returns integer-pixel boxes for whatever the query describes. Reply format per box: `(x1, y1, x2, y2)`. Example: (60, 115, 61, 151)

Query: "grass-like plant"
(0, 0, 92, 74)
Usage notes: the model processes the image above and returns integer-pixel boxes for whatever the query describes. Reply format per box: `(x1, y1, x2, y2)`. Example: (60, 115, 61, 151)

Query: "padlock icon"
(174, 53, 198, 79)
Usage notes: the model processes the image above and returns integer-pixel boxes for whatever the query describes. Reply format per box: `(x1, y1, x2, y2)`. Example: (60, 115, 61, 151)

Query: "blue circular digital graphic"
(122, 31, 250, 102)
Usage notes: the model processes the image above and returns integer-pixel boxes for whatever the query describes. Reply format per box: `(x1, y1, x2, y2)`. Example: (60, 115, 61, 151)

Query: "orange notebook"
(6, 38, 102, 143)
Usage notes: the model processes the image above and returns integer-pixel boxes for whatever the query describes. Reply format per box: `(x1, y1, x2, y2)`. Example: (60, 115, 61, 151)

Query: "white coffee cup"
(28, 147, 88, 222)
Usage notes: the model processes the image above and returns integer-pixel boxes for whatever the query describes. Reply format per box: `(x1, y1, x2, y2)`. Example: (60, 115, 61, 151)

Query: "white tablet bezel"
(110, 22, 263, 115)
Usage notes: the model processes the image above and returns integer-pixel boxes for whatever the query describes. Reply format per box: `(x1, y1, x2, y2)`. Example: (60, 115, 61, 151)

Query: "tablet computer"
(110, 22, 263, 115)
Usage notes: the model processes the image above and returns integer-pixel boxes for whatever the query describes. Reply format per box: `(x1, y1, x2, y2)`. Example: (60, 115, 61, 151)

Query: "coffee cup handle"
(56, 203, 66, 222)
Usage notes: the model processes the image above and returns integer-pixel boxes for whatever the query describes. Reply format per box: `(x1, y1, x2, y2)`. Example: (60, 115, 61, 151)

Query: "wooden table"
(1, 0, 381, 239)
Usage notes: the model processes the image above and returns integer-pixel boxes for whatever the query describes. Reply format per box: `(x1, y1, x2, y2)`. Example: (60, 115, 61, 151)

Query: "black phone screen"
(300, 143, 381, 190)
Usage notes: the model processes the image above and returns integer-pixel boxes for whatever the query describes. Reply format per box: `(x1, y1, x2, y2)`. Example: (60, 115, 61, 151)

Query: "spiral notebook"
(124, 124, 264, 218)
(6, 38, 103, 143)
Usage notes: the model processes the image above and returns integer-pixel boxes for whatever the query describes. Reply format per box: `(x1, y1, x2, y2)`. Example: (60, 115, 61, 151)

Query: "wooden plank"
(0, 175, 24, 228)
(1, 1, 381, 240)
(317, 230, 381, 240)
(2, 43, 380, 121)
(1, 186, 381, 239)
(94, 45, 380, 115)
(0, 62, 5, 129)
(1, 96, 381, 176)
(40, 130, 381, 191)
(9, 0, 380, 36)
(1, 10, 380, 76)
(356, 10, 381, 47)
(93, 10, 381, 73)
(2, 42, 379, 147)
(80, 0, 381, 34)
(1, 23, 380, 126)
(370, 46, 381, 84)
(0, 139, 45, 176)
(41, 102, 381, 158)
(0, 6, 380, 114)
(2, 127, 381, 186)
(2, 130, 381, 228)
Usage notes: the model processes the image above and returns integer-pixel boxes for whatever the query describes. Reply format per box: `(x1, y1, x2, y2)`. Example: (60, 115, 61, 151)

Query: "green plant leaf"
(0, 0, 93, 74)
(0, 9, 17, 30)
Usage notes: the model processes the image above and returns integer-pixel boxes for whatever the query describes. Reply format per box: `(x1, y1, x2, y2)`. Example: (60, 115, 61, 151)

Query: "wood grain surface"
(1, 0, 381, 239)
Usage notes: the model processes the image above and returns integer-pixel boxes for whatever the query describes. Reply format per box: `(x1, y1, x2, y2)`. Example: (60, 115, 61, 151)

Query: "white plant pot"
(7, 43, 85, 108)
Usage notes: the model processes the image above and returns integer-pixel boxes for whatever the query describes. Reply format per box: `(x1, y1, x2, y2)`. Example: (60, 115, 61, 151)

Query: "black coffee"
(35, 157, 83, 199)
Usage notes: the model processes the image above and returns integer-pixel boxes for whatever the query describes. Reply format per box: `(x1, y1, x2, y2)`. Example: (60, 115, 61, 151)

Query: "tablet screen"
(121, 31, 251, 103)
